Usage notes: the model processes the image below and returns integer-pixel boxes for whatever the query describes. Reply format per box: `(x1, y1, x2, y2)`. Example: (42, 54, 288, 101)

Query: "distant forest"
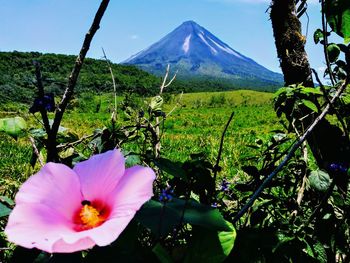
(0, 51, 278, 105)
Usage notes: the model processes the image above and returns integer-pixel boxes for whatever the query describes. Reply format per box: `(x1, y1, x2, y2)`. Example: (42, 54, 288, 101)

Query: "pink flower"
(5, 149, 155, 253)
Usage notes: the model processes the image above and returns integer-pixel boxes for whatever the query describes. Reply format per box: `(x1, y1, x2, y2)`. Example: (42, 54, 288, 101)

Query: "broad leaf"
(309, 170, 331, 192)
(0, 202, 12, 218)
(184, 225, 236, 263)
(0, 116, 27, 139)
(314, 28, 324, 44)
(149, 95, 164, 111)
(327, 43, 341, 62)
(135, 198, 231, 237)
(325, 0, 350, 43)
(155, 158, 187, 180)
(153, 243, 173, 263)
(301, 99, 319, 113)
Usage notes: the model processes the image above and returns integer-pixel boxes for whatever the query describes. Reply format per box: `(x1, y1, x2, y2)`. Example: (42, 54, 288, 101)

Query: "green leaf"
(156, 158, 187, 181)
(301, 99, 319, 113)
(0, 196, 14, 206)
(29, 128, 47, 138)
(0, 116, 27, 139)
(313, 241, 327, 263)
(0, 202, 12, 218)
(300, 87, 323, 95)
(135, 199, 231, 237)
(149, 95, 164, 111)
(314, 28, 324, 44)
(184, 225, 236, 263)
(325, 0, 350, 43)
(125, 154, 141, 167)
(309, 170, 331, 192)
(218, 222, 237, 257)
(153, 243, 174, 263)
(327, 43, 341, 62)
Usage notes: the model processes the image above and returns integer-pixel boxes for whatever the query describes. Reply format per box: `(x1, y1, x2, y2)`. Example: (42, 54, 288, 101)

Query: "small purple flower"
(329, 163, 348, 174)
(211, 202, 218, 208)
(220, 178, 230, 192)
(29, 93, 55, 113)
(159, 187, 174, 203)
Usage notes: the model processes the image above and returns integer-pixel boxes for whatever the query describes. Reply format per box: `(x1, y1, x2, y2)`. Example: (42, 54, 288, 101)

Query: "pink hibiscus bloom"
(5, 149, 155, 253)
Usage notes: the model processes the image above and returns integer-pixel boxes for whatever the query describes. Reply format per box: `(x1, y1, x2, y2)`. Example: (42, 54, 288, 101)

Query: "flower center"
(73, 200, 110, 231)
(80, 204, 102, 228)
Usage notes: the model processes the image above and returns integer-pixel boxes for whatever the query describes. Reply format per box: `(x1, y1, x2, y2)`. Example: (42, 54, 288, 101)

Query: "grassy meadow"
(0, 90, 283, 197)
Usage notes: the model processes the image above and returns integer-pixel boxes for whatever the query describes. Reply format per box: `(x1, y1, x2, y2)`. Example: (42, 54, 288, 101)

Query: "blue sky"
(0, 0, 329, 76)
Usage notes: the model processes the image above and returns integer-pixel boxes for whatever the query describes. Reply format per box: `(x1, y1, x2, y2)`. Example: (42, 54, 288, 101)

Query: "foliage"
(1, 1, 350, 262)
(0, 51, 160, 108)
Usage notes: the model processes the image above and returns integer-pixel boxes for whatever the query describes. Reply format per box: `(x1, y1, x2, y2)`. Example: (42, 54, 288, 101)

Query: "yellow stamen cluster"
(79, 205, 102, 228)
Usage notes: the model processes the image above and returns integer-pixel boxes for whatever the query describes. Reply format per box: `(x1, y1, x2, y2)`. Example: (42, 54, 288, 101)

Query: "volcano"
(123, 21, 283, 89)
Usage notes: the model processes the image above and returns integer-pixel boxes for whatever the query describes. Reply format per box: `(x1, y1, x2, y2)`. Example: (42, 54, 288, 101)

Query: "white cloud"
(129, 34, 139, 40)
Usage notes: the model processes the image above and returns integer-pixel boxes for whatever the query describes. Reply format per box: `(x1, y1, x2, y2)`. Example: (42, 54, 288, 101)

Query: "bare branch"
(102, 47, 118, 121)
(164, 70, 178, 88)
(29, 136, 44, 167)
(160, 64, 170, 94)
(33, 61, 51, 134)
(47, 0, 110, 162)
(212, 111, 235, 201)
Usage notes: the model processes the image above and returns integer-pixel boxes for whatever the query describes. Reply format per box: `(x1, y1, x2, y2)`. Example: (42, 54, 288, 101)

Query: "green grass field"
(0, 90, 282, 196)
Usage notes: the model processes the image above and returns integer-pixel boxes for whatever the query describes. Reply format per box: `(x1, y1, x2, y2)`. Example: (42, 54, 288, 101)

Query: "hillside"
(0, 51, 160, 105)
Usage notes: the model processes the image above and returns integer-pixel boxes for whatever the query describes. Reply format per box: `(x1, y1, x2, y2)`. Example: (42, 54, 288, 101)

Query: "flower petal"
(52, 237, 95, 253)
(61, 215, 135, 247)
(73, 149, 125, 201)
(15, 162, 82, 220)
(108, 166, 156, 218)
(4, 204, 94, 253)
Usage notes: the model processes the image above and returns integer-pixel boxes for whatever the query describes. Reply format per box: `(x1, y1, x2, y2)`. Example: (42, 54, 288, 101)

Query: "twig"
(307, 179, 336, 225)
(155, 64, 177, 158)
(102, 47, 117, 121)
(321, 0, 335, 86)
(212, 111, 235, 200)
(312, 68, 349, 138)
(232, 77, 349, 224)
(290, 122, 308, 217)
(29, 136, 44, 167)
(33, 61, 51, 134)
(56, 133, 96, 150)
(47, 0, 110, 162)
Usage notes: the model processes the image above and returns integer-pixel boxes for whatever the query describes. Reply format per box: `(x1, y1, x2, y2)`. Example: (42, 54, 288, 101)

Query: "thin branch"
(102, 47, 118, 121)
(160, 64, 170, 94)
(212, 111, 235, 200)
(29, 136, 44, 167)
(312, 68, 349, 138)
(56, 133, 96, 150)
(33, 61, 51, 134)
(155, 65, 177, 158)
(233, 77, 349, 224)
(321, 0, 336, 86)
(47, 0, 110, 162)
(164, 70, 178, 88)
(165, 92, 183, 117)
